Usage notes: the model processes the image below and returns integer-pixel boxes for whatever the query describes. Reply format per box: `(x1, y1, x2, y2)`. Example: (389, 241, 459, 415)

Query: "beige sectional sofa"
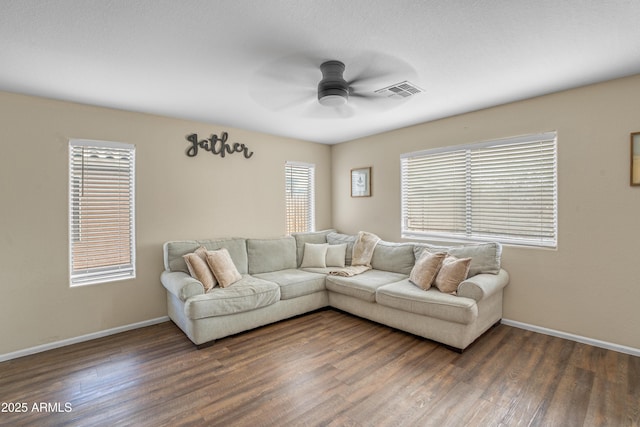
(161, 230, 509, 351)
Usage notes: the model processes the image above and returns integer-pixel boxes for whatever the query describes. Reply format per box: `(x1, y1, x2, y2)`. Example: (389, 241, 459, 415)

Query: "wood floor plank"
(413, 379, 485, 426)
(478, 328, 542, 410)
(535, 364, 594, 427)
(0, 310, 638, 427)
(584, 376, 632, 427)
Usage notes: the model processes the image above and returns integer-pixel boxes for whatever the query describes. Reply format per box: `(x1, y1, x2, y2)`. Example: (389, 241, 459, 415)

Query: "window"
(69, 140, 136, 286)
(401, 132, 557, 248)
(285, 161, 315, 234)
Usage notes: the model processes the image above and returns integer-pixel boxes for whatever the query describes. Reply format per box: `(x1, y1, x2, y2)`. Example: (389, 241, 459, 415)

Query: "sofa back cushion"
(413, 242, 501, 277)
(247, 237, 297, 274)
(199, 238, 249, 275)
(291, 229, 336, 267)
(371, 241, 416, 275)
(164, 240, 200, 273)
(164, 238, 248, 274)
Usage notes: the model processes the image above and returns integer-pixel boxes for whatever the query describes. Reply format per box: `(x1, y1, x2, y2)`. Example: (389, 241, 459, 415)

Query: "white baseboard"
(0, 316, 170, 363)
(501, 318, 640, 357)
(3, 317, 637, 362)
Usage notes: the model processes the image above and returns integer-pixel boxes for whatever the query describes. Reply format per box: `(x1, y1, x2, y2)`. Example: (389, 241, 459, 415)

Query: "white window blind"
(401, 132, 557, 248)
(285, 161, 315, 234)
(69, 140, 136, 286)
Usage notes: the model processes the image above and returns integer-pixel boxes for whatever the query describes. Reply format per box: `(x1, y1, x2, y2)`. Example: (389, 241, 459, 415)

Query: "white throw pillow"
(300, 243, 329, 268)
(326, 243, 347, 267)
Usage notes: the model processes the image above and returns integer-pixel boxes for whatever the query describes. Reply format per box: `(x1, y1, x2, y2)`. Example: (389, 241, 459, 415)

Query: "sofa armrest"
(457, 269, 509, 302)
(160, 270, 205, 301)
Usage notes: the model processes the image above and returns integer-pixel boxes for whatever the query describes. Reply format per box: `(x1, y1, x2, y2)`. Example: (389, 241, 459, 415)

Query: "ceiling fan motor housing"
(318, 60, 349, 106)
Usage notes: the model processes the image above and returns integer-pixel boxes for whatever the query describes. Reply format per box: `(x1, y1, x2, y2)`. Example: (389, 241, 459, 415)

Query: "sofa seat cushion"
(326, 270, 408, 302)
(184, 275, 280, 320)
(376, 279, 478, 325)
(254, 269, 327, 300)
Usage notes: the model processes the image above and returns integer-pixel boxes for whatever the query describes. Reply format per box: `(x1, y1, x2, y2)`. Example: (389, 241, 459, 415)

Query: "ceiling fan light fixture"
(318, 91, 348, 106)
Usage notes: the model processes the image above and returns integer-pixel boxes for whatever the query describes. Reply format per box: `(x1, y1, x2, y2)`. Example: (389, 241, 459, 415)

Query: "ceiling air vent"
(374, 81, 424, 99)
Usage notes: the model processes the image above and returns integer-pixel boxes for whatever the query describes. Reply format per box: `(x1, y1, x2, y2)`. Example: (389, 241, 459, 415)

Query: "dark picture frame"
(631, 132, 640, 186)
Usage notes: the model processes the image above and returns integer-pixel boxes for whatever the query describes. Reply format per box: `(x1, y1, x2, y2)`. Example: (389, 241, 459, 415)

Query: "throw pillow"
(326, 243, 347, 267)
(351, 231, 381, 267)
(434, 255, 472, 295)
(183, 246, 217, 291)
(327, 232, 357, 266)
(409, 252, 447, 290)
(205, 248, 242, 288)
(300, 243, 329, 268)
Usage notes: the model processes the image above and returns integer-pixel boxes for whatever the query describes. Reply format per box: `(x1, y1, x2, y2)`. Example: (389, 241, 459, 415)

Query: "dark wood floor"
(1, 309, 638, 427)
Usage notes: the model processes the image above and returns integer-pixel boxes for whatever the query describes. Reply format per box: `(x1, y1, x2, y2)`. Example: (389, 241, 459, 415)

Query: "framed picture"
(632, 132, 640, 186)
(351, 167, 371, 197)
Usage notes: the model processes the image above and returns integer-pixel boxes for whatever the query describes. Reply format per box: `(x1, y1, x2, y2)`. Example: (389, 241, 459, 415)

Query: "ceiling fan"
(249, 52, 422, 118)
(317, 60, 352, 106)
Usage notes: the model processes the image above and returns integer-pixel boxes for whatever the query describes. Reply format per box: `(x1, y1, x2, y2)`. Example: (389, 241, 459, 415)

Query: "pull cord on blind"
(69, 140, 136, 286)
(401, 132, 557, 248)
(285, 161, 315, 235)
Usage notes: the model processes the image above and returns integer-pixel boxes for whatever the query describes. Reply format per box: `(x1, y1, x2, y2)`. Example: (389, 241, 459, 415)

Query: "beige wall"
(0, 91, 332, 355)
(3, 74, 639, 356)
(331, 74, 640, 350)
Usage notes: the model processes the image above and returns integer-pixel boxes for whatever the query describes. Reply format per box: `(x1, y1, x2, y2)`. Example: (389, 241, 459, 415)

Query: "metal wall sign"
(185, 132, 254, 159)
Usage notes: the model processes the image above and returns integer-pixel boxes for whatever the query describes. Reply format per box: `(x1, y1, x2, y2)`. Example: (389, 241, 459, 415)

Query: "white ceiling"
(2, 0, 640, 144)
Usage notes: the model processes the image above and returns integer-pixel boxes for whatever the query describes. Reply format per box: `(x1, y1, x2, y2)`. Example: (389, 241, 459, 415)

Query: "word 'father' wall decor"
(186, 132, 254, 159)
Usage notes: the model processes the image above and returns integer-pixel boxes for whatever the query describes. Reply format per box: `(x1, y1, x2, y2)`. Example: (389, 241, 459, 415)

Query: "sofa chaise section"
(339, 269, 510, 350)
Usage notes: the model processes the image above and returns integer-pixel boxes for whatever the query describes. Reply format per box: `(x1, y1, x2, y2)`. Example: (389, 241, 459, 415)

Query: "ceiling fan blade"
(250, 85, 316, 111)
(334, 103, 355, 118)
(256, 67, 314, 90)
(349, 91, 383, 100)
(254, 52, 323, 84)
(345, 51, 419, 93)
(249, 52, 325, 112)
(302, 99, 355, 119)
(348, 70, 395, 88)
(348, 91, 409, 113)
